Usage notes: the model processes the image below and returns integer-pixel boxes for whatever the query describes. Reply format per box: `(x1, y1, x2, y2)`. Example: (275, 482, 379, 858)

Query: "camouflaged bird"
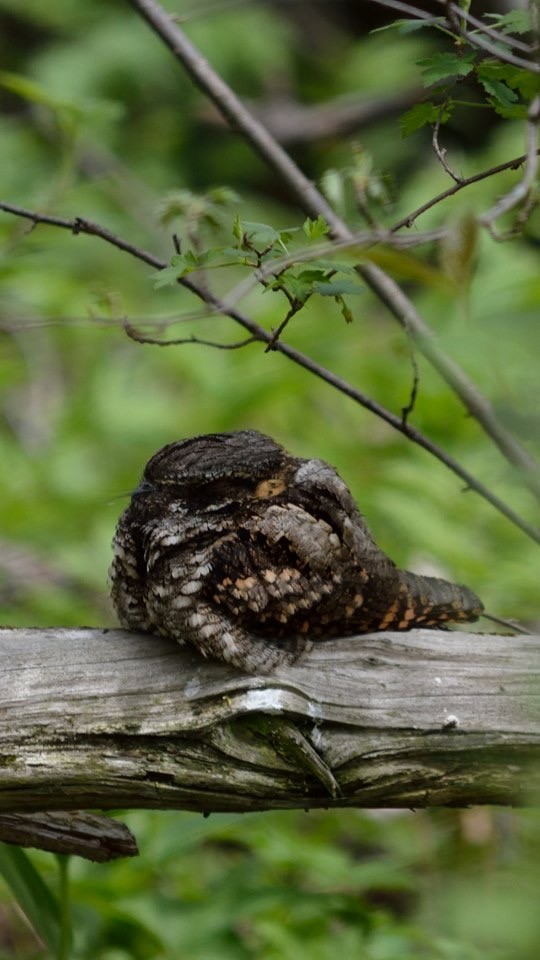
(109, 430, 483, 672)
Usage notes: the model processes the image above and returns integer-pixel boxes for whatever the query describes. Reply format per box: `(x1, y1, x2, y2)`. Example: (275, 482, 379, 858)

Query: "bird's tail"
(379, 571, 484, 630)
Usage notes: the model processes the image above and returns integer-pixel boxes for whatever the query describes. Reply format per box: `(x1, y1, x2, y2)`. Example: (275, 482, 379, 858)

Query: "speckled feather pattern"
(110, 430, 483, 672)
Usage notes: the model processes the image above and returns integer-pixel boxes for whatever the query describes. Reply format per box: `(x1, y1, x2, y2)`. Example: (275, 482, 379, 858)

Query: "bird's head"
(133, 430, 295, 505)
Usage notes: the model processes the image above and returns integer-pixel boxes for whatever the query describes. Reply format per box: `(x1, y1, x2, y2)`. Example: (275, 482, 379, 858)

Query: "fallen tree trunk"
(1, 627, 539, 814)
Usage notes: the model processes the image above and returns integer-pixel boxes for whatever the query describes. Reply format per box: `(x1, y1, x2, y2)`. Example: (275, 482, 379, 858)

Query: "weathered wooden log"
(1, 627, 539, 815)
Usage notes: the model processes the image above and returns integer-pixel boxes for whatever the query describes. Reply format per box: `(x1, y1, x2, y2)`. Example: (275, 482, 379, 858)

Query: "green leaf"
(277, 228, 300, 247)
(151, 252, 199, 287)
(303, 215, 330, 240)
(485, 10, 531, 35)
(475, 63, 514, 80)
(417, 52, 476, 86)
(293, 268, 329, 282)
(400, 101, 452, 137)
(507, 71, 540, 99)
(218, 247, 258, 265)
(240, 221, 282, 245)
(269, 267, 333, 302)
(489, 101, 528, 120)
(0, 844, 67, 955)
(475, 65, 531, 117)
(305, 258, 356, 274)
(477, 63, 540, 100)
(478, 77, 518, 109)
(312, 279, 364, 297)
(152, 246, 254, 287)
(268, 275, 310, 303)
(233, 220, 296, 254)
(151, 266, 184, 289)
(271, 267, 363, 301)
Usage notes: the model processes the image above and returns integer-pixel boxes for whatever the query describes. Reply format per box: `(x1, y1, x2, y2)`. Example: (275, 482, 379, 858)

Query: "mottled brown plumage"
(110, 430, 483, 672)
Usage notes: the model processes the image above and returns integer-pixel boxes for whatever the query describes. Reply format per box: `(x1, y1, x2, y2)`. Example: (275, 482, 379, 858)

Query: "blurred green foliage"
(0, 0, 539, 957)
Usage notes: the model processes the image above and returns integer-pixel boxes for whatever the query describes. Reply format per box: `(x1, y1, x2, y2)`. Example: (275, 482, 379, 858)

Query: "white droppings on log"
(238, 688, 286, 713)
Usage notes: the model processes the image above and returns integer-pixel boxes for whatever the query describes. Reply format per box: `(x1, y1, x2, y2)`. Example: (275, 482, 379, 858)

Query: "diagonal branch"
(1, 200, 538, 543)
(126, 0, 540, 502)
(390, 151, 538, 232)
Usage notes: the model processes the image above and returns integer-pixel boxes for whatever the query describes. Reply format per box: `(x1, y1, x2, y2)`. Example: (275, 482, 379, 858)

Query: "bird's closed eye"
(178, 477, 259, 501)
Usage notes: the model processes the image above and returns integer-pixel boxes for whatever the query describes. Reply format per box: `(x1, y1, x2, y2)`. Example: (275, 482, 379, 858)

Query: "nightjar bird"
(110, 431, 483, 673)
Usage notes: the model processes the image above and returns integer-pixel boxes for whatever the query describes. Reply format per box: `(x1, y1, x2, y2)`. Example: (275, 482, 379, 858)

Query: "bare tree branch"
(1, 628, 540, 812)
(0, 204, 163, 269)
(390, 152, 538, 232)
(126, 0, 540, 501)
(1, 201, 539, 543)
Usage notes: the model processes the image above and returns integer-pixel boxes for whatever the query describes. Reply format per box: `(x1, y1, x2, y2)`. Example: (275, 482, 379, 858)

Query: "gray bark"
(0, 812, 138, 861)
(1, 627, 539, 814)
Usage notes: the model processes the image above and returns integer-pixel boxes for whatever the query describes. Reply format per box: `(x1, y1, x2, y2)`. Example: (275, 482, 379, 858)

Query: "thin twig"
(401, 339, 420, 426)
(481, 613, 532, 636)
(432, 119, 463, 184)
(264, 301, 302, 353)
(1, 201, 538, 543)
(126, 0, 540, 501)
(125, 320, 256, 349)
(0, 202, 164, 269)
(0, 309, 215, 331)
(390, 152, 535, 232)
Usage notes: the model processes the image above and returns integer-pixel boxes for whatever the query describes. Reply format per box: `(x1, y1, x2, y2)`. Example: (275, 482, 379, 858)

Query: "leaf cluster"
(392, 9, 540, 136)
(153, 211, 362, 327)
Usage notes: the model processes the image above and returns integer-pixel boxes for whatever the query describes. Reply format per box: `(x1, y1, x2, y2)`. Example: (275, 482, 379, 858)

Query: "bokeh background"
(0, 1, 539, 957)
